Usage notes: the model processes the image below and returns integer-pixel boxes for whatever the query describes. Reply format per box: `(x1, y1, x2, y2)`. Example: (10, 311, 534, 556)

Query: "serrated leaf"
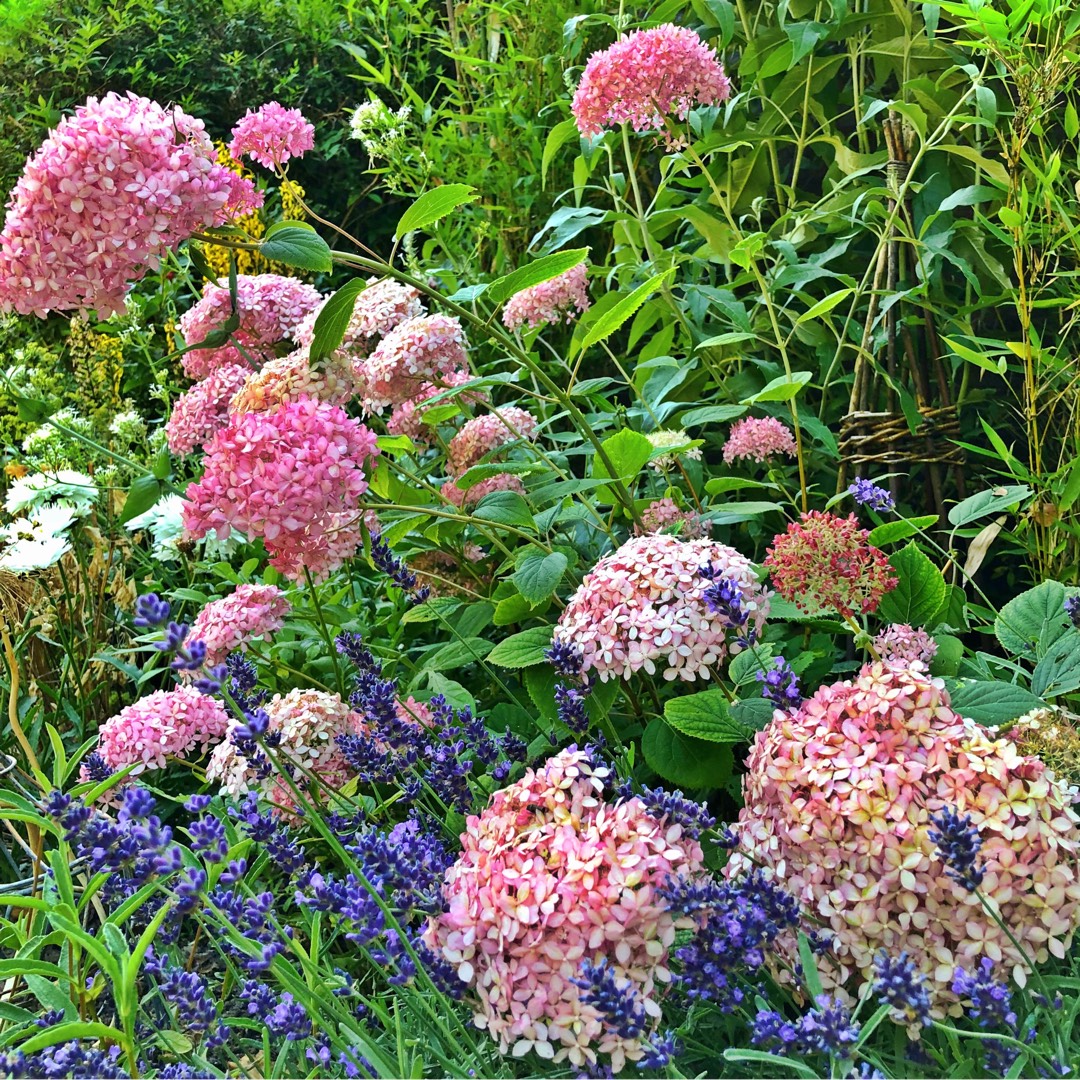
(1031, 630, 1080, 697)
(731, 696, 776, 732)
(422, 637, 492, 672)
(493, 593, 534, 626)
(513, 552, 568, 603)
(258, 226, 332, 272)
(948, 485, 1032, 527)
(395, 184, 478, 239)
(401, 597, 462, 624)
(591, 429, 653, 498)
(310, 279, 368, 362)
(579, 268, 676, 351)
(470, 490, 536, 530)
(664, 690, 750, 743)
(995, 580, 1070, 657)
(487, 249, 588, 305)
(641, 719, 733, 790)
(486, 626, 554, 668)
(946, 680, 1044, 725)
(877, 542, 945, 627)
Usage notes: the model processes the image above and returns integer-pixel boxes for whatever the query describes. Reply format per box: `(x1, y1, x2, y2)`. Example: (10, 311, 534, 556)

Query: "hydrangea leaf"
(642, 718, 733, 789)
(487, 626, 555, 668)
(664, 690, 749, 743)
(877, 542, 945, 627)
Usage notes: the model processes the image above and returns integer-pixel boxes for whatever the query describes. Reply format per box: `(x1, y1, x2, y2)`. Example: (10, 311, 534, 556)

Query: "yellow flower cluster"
(68, 316, 124, 426)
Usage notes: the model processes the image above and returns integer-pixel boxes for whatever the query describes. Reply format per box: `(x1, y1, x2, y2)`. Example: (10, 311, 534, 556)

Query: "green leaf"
(579, 268, 676, 351)
(542, 118, 578, 187)
(487, 249, 588, 306)
(493, 593, 534, 626)
(930, 634, 964, 676)
(731, 696, 776, 732)
(486, 626, 554, 668)
(946, 680, 1044, 725)
(309, 278, 367, 362)
(395, 184, 478, 239)
(948, 485, 1032, 527)
(795, 288, 854, 324)
(942, 334, 1008, 376)
(741, 371, 813, 404)
(422, 637, 492, 672)
(676, 404, 747, 428)
(641, 719, 733, 790)
(470, 490, 535, 530)
(868, 516, 938, 546)
(995, 580, 1070, 657)
(591, 429, 653, 495)
(258, 225, 332, 272)
(401, 597, 462, 624)
(704, 477, 770, 496)
(513, 552, 568, 603)
(18, 1022, 128, 1055)
(664, 690, 750, 743)
(1031, 630, 1080, 697)
(119, 476, 163, 525)
(877, 542, 945, 627)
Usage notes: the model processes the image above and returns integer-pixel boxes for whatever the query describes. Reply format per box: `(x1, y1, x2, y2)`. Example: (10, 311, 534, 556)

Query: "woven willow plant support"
(838, 114, 966, 521)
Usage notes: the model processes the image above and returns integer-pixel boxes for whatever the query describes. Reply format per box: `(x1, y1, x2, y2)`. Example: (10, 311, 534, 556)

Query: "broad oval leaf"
(259, 225, 332, 272)
(395, 184, 478, 239)
(877, 542, 945, 627)
(487, 248, 589, 305)
(946, 679, 1044, 725)
(642, 718, 733, 790)
(664, 690, 751, 743)
(513, 552, 568, 603)
(486, 626, 554, 668)
(995, 580, 1071, 657)
(310, 279, 368, 362)
(947, 485, 1032, 527)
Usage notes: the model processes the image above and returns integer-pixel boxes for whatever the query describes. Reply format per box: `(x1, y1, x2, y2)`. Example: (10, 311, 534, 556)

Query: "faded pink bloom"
(230, 102, 315, 170)
(764, 510, 897, 617)
(634, 497, 707, 538)
(874, 623, 938, 666)
(440, 472, 526, 509)
(385, 370, 485, 445)
(358, 313, 469, 412)
(179, 273, 322, 379)
(229, 348, 358, 413)
(165, 364, 250, 455)
(96, 687, 230, 774)
(189, 583, 291, 666)
(728, 661, 1080, 1009)
(0, 92, 261, 318)
(294, 277, 425, 358)
(446, 407, 539, 477)
(182, 398, 379, 583)
(423, 747, 706, 1072)
(553, 533, 769, 682)
(502, 262, 590, 331)
(722, 417, 797, 464)
(572, 25, 731, 138)
(645, 429, 702, 471)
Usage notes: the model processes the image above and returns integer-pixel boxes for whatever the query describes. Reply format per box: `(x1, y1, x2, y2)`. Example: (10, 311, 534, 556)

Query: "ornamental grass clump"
(727, 660, 1080, 1009)
(422, 747, 706, 1073)
(552, 533, 769, 682)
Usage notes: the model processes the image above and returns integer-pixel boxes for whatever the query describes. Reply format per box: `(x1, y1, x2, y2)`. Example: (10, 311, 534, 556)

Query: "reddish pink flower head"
(728, 661, 1080, 1008)
(189, 583, 291, 667)
(179, 273, 323, 379)
(230, 102, 316, 170)
(165, 364, 250, 455)
(722, 416, 797, 464)
(181, 397, 379, 582)
(502, 262, 591, 331)
(97, 687, 230, 774)
(423, 747, 705, 1071)
(764, 510, 897, 617)
(446, 407, 539, 477)
(0, 91, 261, 318)
(572, 25, 731, 138)
(553, 533, 769, 682)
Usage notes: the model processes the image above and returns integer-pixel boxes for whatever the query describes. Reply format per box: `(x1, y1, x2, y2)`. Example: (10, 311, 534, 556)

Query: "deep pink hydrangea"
(722, 417, 798, 464)
(358, 314, 469, 412)
(385, 370, 485, 446)
(446, 407, 539, 477)
(553, 533, 769, 682)
(441, 472, 526, 509)
(189, 583, 291, 666)
(502, 262, 591, 331)
(229, 102, 315, 170)
(572, 25, 731, 138)
(728, 661, 1080, 1007)
(0, 92, 261, 318)
(764, 510, 897, 617)
(633, 497, 707, 539)
(165, 364, 250, 454)
(294, 277, 425, 358)
(423, 747, 705, 1072)
(96, 687, 230, 774)
(179, 273, 323, 379)
(181, 398, 379, 583)
(874, 623, 938, 666)
(229, 348, 358, 413)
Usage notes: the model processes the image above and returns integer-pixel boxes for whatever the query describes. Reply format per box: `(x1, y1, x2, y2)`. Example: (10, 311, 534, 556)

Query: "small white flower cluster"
(0, 469, 98, 574)
(348, 100, 413, 160)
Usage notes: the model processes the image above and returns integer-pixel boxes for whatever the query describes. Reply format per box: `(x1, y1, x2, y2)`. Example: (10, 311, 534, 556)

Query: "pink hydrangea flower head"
(358, 314, 469, 412)
(423, 747, 706, 1072)
(572, 25, 731, 138)
(207, 688, 362, 816)
(385, 369, 485, 446)
(440, 472, 526, 509)
(165, 364, 250, 454)
(229, 102, 316, 170)
(446, 407, 539, 477)
(181, 398, 379, 583)
(727, 661, 1080, 1008)
(634, 497, 707, 539)
(97, 687, 230, 773)
(229, 348, 358, 414)
(502, 262, 591, 331)
(764, 510, 897, 617)
(179, 273, 323, 379)
(553, 533, 769, 682)
(0, 91, 261, 318)
(874, 623, 938, 666)
(722, 417, 798, 464)
(294, 277, 426, 358)
(189, 583, 291, 666)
